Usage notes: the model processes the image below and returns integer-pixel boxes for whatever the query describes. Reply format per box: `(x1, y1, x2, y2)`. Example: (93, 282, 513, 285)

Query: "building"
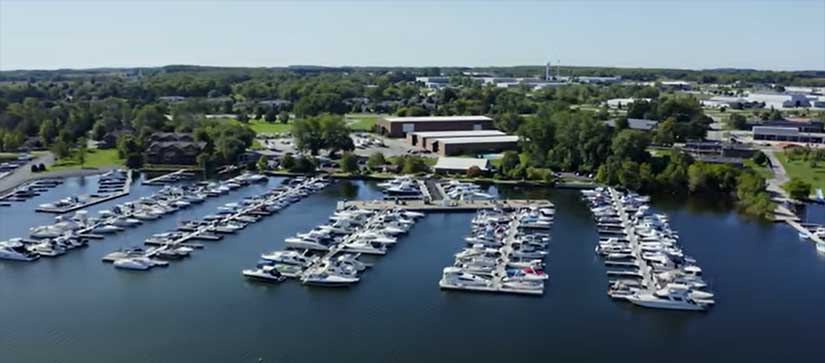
(429, 135, 519, 156)
(683, 141, 756, 159)
(605, 118, 658, 131)
(144, 133, 205, 165)
(415, 76, 451, 90)
(746, 92, 811, 108)
(701, 96, 760, 109)
(376, 115, 495, 138)
(433, 157, 491, 174)
(753, 126, 825, 144)
(406, 130, 506, 148)
(606, 98, 651, 109)
(746, 119, 824, 133)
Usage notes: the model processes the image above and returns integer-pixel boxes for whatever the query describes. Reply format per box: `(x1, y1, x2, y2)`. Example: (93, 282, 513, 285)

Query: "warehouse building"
(375, 115, 494, 138)
(753, 126, 825, 144)
(406, 130, 506, 148)
(433, 157, 492, 174)
(430, 135, 520, 156)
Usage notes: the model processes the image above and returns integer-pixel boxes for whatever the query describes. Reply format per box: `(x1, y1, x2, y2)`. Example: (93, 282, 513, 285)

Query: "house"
(376, 115, 495, 138)
(98, 130, 131, 149)
(144, 133, 205, 165)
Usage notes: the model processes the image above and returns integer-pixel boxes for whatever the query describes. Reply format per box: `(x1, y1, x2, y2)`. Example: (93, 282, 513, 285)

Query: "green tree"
(654, 117, 677, 145)
(279, 111, 290, 124)
(39, 119, 57, 146)
(366, 152, 386, 170)
(264, 109, 278, 123)
(611, 129, 651, 162)
(281, 153, 295, 170)
(724, 113, 748, 130)
(50, 140, 71, 159)
(785, 177, 812, 200)
(256, 156, 269, 172)
(499, 151, 521, 177)
(77, 139, 87, 167)
(340, 152, 359, 174)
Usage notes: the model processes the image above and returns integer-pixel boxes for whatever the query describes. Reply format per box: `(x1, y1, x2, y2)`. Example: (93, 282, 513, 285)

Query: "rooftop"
(383, 115, 493, 123)
(410, 130, 506, 138)
(434, 135, 520, 145)
(433, 157, 491, 171)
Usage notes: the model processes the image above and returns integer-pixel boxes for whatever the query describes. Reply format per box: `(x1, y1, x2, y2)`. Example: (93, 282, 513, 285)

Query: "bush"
(366, 152, 386, 171)
(752, 151, 768, 166)
(290, 155, 317, 173)
(466, 166, 482, 178)
(281, 153, 295, 170)
(785, 177, 812, 200)
(340, 152, 359, 174)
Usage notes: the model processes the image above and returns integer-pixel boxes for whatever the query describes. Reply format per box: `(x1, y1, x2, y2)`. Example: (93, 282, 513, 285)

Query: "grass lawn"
(346, 113, 384, 131)
(776, 151, 825, 191)
(743, 159, 772, 180)
(247, 119, 292, 134)
(49, 148, 124, 171)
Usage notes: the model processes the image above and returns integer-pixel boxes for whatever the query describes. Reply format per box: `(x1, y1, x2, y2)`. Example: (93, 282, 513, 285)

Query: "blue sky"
(1, 1, 823, 71)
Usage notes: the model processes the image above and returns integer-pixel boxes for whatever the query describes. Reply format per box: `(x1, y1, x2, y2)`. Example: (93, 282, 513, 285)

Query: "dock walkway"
(143, 169, 195, 185)
(338, 199, 553, 212)
(36, 170, 133, 214)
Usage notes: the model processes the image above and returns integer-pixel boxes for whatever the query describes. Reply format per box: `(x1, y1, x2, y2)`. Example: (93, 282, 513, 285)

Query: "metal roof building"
(430, 135, 520, 156)
(433, 157, 491, 173)
(406, 130, 506, 148)
(753, 126, 825, 144)
(376, 115, 495, 137)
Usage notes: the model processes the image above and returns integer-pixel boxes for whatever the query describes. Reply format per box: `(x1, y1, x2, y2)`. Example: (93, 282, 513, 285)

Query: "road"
(0, 152, 55, 194)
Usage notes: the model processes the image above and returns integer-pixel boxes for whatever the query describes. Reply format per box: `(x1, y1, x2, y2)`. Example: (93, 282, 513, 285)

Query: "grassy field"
(346, 113, 384, 131)
(49, 148, 124, 171)
(776, 152, 825, 190)
(743, 159, 772, 179)
(247, 119, 292, 134)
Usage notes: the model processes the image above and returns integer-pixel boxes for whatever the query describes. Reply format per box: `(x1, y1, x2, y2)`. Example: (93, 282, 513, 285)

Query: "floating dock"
(338, 199, 554, 212)
(36, 170, 132, 214)
(143, 169, 196, 185)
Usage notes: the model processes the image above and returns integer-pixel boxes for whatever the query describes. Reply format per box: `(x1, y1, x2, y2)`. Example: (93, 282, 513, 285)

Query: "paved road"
(0, 152, 55, 194)
(764, 148, 789, 198)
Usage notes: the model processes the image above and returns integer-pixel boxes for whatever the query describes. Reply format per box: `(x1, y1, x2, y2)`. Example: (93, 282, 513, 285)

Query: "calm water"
(1, 175, 824, 363)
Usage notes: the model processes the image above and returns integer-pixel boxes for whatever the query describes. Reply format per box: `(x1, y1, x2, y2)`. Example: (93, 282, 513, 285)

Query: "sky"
(1, 0, 824, 71)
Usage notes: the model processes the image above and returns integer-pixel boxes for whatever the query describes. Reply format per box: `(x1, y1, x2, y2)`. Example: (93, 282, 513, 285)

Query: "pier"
(337, 199, 554, 212)
(36, 170, 132, 214)
(143, 169, 196, 185)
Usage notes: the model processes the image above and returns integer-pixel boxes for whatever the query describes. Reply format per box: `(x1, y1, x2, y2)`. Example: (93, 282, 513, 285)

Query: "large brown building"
(430, 135, 520, 156)
(406, 130, 506, 148)
(375, 115, 494, 138)
(144, 133, 205, 165)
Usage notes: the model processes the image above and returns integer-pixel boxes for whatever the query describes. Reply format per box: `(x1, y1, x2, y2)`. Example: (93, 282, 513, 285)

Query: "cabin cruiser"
(242, 265, 286, 282)
(113, 256, 168, 270)
(29, 241, 66, 257)
(301, 268, 360, 287)
(93, 224, 124, 234)
(0, 241, 40, 261)
(439, 267, 494, 289)
(342, 240, 387, 255)
(625, 284, 711, 311)
(260, 250, 316, 267)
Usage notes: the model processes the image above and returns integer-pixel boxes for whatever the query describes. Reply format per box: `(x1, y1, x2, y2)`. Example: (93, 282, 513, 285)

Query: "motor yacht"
(0, 241, 40, 261)
(242, 265, 286, 282)
(260, 250, 315, 267)
(625, 285, 710, 311)
(113, 256, 167, 270)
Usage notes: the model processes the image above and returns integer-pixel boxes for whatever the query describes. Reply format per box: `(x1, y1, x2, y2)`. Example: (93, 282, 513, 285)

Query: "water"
(1, 175, 824, 363)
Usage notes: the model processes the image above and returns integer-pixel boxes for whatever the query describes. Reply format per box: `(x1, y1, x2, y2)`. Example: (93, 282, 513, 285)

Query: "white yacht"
(342, 240, 387, 255)
(0, 241, 40, 261)
(114, 256, 168, 270)
(29, 242, 66, 257)
(301, 270, 360, 287)
(260, 250, 315, 267)
(242, 265, 286, 282)
(625, 285, 710, 311)
(439, 267, 494, 289)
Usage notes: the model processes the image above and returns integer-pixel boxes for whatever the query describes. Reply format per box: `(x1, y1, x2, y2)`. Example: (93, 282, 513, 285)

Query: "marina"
(439, 205, 554, 295)
(1, 177, 825, 362)
(102, 176, 330, 270)
(36, 169, 133, 213)
(0, 172, 269, 262)
(246, 205, 423, 285)
(582, 187, 715, 311)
